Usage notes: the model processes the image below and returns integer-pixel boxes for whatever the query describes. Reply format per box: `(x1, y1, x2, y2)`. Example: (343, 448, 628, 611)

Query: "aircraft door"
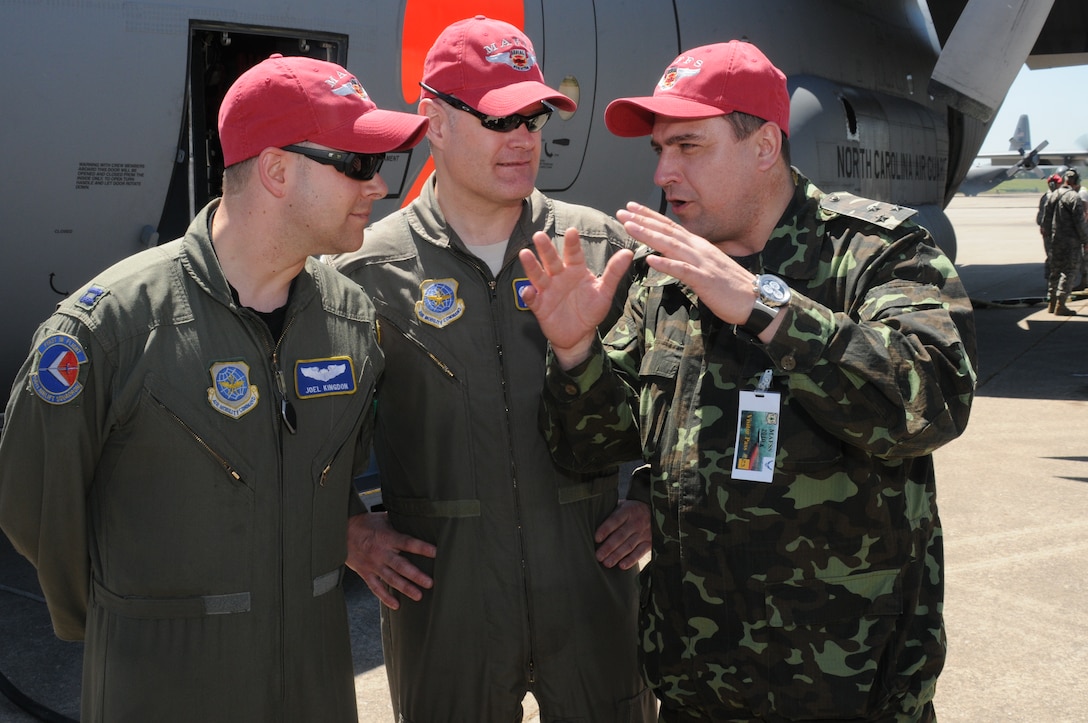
(532, 0, 679, 215)
(156, 24, 348, 242)
(528, 0, 595, 193)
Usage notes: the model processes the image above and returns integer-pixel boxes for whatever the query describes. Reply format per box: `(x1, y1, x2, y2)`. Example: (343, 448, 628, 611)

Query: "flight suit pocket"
(372, 311, 478, 501)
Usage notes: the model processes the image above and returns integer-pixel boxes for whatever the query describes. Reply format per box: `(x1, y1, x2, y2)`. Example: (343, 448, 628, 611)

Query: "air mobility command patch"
(207, 361, 259, 419)
(415, 278, 465, 328)
(295, 357, 357, 398)
(30, 334, 88, 404)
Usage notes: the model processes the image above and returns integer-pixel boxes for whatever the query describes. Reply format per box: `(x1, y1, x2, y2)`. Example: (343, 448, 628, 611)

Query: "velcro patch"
(295, 357, 357, 398)
(30, 334, 88, 404)
(76, 285, 108, 311)
(512, 278, 533, 310)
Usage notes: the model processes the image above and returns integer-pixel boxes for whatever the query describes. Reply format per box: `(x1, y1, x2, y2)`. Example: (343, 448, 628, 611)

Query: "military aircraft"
(2, 0, 1088, 408)
(961, 114, 1088, 195)
(960, 115, 1051, 196)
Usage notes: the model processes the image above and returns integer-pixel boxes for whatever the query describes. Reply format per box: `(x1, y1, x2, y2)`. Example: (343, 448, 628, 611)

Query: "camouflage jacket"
(541, 171, 977, 721)
(1041, 185, 1088, 250)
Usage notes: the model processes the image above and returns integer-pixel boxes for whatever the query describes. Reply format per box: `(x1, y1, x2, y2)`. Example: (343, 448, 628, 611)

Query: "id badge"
(731, 389, 781, 483)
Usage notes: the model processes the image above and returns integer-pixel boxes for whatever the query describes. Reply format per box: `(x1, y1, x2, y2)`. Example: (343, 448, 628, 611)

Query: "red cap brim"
(311, 109, 429, 154)
(457, 81, 577, 117)
(605, 96, 727, 137)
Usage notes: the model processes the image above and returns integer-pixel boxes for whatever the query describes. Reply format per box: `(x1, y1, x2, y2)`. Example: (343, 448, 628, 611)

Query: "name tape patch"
(512, 278, 533, 311)
(295, 357, 357, 399)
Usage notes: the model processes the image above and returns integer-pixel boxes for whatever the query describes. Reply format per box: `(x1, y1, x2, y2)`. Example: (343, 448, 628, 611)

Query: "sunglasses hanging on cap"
(419, 82, 554, 133)
(280, 145, 385, 181)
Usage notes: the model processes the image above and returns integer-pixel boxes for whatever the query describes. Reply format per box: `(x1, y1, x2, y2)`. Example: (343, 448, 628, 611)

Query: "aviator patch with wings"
(295, 356, 357, 399)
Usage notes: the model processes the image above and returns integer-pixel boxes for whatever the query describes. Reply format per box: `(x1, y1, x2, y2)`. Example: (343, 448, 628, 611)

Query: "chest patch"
(30, 334, 88, 404)
(295, 357, 357, 398)
(415, 278, 465, 328)
(207, 361, 259, 419)
(512, 278, 533, 311)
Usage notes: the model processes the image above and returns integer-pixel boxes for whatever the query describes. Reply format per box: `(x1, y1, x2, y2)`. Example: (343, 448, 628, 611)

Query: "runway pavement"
(0, 193, 1085, 722)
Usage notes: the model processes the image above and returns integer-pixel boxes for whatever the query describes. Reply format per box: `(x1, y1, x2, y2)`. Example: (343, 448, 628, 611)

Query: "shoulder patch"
(819, 192, 917, 230)
(30, 334, 88, 404)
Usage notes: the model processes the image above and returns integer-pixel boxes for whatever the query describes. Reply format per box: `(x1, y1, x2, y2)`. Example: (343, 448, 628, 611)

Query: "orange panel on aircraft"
(400, 0, 525, 104)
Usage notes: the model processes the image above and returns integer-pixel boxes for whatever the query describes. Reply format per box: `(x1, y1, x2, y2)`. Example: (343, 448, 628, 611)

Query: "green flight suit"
(330, 176, 655, 722)
(0, 201, 379, 722)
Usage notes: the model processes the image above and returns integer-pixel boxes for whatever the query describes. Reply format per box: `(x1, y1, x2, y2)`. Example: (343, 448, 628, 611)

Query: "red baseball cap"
(605, 41, 790, 138)
(421, 15, 576, 116)
(219, 54, 429, 167)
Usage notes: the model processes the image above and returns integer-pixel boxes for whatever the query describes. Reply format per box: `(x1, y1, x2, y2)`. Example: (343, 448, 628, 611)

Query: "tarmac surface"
(0, 192, 1085, 722)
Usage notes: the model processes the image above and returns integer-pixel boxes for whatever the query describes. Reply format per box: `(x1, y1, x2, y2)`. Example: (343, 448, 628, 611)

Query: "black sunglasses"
(419, 82, 554, 133)
(281, 144, 385, 181)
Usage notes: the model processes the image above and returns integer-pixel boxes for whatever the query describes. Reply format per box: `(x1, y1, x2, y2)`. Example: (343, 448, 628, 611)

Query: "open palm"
(518, 228, 633, 366)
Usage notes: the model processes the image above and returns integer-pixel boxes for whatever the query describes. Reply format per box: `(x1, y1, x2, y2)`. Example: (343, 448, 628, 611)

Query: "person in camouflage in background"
(518, 40, 977, 722)
(1041, 168, 1088, 315)
(1036, 172, 1063, 283)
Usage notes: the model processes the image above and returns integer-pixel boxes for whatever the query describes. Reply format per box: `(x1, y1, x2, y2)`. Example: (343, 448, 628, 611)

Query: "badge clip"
(731, 368, 780, 483)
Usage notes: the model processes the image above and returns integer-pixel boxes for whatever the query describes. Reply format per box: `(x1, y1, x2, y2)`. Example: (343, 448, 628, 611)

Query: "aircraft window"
(557, 76, 579, 121)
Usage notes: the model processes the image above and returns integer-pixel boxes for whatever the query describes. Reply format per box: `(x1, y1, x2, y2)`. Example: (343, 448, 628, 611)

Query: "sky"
(978, 64, 1088, 154)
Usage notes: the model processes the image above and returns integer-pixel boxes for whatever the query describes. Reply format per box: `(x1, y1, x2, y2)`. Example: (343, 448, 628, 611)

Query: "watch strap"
(742, 299, 778, 335)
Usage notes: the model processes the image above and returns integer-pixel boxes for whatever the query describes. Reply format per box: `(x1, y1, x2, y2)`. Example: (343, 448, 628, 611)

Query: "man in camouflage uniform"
(1041, 168, 1088, 315)
(519, 41, 977, 722)
(1036, 173, 1063, 283)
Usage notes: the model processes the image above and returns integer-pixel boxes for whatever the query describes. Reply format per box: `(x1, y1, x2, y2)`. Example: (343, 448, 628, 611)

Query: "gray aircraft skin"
(1, 0, 1087, 404)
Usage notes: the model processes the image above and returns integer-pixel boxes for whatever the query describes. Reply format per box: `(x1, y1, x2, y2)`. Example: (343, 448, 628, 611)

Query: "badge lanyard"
(731, 368, 780, 483)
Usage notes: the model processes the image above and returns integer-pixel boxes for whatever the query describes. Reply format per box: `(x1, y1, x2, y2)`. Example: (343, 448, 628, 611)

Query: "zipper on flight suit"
(478, 254, 541, 692)
(148, 392, 243, 483)
(378, 314, 457, 379)
(252, 308, 298, 712)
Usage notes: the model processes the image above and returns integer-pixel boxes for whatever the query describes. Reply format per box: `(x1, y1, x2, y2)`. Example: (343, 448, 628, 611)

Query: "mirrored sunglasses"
(419, 82, 554, 133)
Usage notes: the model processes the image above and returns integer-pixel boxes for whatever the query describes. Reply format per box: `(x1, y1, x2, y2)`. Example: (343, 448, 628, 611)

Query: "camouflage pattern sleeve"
(1072, 194, 1088, 244)
(761, 224, 977, 459)
(540, 275, 648, 473)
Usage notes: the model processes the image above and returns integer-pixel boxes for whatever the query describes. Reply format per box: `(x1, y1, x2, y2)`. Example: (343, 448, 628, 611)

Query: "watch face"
(758, 275, 791, 306)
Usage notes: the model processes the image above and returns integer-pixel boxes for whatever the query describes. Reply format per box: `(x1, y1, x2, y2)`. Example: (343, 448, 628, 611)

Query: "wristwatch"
(742, 273, 792, 335)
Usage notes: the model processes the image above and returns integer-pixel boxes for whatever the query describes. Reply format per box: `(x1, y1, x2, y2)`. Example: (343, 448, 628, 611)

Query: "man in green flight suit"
(0, 54, 426, 721)
(330, 15, 656, 723)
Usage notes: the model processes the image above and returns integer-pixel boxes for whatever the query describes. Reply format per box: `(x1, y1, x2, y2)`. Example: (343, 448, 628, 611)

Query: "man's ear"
(257, 147, 290, 198)
(419, 98, 448, 150)
(753, 122, 783, 172)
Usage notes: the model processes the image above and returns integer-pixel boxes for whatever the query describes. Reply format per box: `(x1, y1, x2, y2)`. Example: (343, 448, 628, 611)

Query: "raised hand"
(617, 202, 756, 326)
(518, 227, 633, 369)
